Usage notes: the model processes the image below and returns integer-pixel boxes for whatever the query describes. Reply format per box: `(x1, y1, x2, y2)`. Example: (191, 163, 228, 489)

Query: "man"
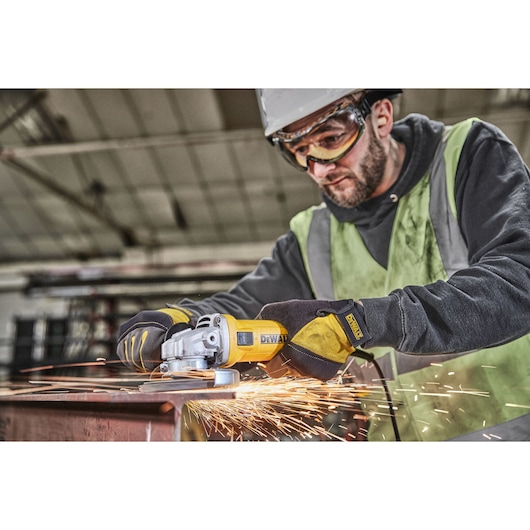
(117, 89, 530, 441)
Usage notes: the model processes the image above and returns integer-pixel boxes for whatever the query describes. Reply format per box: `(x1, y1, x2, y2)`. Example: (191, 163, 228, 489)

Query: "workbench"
(0, 388, 235, 441)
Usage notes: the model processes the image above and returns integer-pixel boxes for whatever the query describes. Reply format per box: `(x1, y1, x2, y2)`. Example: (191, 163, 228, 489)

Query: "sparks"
(505, 403, 530, 410)
(185, 376, 378, 441)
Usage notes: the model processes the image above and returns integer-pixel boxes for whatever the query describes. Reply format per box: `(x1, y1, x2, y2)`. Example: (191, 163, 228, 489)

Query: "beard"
(320, 131, 387, 209)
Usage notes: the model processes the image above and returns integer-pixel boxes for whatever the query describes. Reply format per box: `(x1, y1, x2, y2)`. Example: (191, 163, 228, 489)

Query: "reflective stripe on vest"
(290, 118, 530, 441)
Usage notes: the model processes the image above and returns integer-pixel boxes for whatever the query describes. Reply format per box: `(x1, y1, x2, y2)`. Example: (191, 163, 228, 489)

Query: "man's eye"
(321, 134, 346, 148)
(294, 145, 309, 156)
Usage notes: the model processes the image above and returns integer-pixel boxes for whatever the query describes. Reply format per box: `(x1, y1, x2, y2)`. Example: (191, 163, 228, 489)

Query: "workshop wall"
(0, 290, 67, 378)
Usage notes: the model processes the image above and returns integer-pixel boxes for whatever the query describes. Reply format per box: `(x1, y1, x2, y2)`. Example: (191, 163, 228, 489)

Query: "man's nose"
(308, 159, 337, 181)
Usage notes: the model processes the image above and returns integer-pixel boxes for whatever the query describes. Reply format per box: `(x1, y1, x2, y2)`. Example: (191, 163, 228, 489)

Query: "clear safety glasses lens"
(273, 104, 366, 170)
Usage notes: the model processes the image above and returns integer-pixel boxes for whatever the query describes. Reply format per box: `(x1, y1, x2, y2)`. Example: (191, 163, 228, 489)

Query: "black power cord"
(352, 349, 401, 442)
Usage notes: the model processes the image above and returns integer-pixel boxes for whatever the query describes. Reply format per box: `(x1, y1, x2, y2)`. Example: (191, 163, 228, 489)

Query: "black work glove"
(257, 299, 371, 381)
(116, 306, 194, 372)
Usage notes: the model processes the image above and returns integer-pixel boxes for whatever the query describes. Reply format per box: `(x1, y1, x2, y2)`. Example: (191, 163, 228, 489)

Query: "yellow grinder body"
(221, 314, 289, 366)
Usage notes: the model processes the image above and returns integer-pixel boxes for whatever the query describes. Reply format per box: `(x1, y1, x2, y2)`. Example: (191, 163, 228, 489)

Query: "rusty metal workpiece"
(0, 388, 235, 441)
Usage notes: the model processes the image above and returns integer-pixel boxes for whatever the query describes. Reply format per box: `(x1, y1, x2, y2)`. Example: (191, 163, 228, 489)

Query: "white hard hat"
(256, 89, 402, 137)
(256, 89, 358, 137)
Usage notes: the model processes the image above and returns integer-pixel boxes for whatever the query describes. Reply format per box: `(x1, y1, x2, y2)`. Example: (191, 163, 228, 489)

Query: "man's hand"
(257, 299, 371, 381)
(116, 307, 194, 372)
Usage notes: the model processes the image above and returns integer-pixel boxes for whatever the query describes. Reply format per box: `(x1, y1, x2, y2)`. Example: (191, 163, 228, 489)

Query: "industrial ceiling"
(0, 88, 529, 298)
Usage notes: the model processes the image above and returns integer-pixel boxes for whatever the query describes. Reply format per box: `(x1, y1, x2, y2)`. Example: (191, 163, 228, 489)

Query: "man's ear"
(371, 99, 394, 137)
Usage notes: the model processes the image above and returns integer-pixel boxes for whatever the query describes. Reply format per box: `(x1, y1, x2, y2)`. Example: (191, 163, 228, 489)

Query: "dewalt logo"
(345, 313, 364, 341)
(260, 334, 288, 344)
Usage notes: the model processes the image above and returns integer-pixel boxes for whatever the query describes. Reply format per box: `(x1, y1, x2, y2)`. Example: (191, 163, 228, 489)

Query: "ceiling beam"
(1, 158, 138, 247)
(0, 128, 265, 160)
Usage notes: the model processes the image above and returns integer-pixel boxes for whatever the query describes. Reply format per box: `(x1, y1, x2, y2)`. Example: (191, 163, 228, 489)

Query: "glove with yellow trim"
(257, 299, 371, 381)
(116, 307, 194, 372)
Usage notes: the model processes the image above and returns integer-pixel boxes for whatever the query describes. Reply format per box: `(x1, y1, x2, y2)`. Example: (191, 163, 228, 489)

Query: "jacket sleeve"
(362, 121, 530, 353)
(176, 231, 315, 319)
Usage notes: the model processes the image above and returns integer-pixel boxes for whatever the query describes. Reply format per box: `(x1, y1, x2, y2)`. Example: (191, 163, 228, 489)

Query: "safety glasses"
(270, 98, 371, 171)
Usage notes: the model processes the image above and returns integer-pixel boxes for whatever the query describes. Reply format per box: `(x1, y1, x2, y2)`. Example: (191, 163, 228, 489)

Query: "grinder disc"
(139, 368, 239, 392)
